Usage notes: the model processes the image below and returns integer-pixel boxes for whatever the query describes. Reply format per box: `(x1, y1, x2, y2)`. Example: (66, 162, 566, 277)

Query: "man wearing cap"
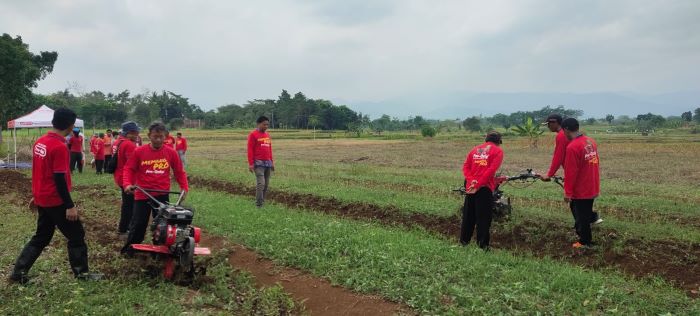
(560, 118, 601, 248)
(540, 114, 602, 227)
(460, 131, 504, 250)
(113, 121, 141, 239)
(10, 108, 101, 283)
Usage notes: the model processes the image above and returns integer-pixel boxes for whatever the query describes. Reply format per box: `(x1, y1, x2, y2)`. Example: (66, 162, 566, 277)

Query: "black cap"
(121, 121, 141, 133)
(543, 113, 563, 125)
(561, 118, 579, 132)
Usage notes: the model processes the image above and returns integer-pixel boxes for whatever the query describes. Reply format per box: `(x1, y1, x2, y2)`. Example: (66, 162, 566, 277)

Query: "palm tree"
(308, 115, 320, 140)
(511, 117, 544, 148)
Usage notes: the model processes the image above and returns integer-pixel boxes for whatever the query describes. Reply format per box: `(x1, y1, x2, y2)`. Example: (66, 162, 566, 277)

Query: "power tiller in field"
(128, 186, 211, 279)
(453, 169, 562, 221)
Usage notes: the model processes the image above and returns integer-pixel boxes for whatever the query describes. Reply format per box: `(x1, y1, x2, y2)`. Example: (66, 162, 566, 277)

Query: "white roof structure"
(7, 105, 84, 129)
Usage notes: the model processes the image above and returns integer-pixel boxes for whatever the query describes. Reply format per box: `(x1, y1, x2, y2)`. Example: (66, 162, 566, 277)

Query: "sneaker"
(592, 218, 604, 225)
(76, 272, 104, 281)
(572, 242, 586, 249)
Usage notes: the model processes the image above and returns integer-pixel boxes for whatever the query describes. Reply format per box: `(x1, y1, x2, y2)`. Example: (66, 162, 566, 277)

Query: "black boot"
(68, 245, 89, 276)
(10, 245, 43, 284)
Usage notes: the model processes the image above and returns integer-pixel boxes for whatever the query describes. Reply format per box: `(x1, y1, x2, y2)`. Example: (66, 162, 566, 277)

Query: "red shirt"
(113, 136, 137, 188)
(176, 137, 188, 152)
(92, 139, 105, 160)
(164, 136, 176, 149)
(89, 137, 97, 154)
(123, 144, 188, 200)
(564, 135, 600, 199)
(69, 135, 83, 153)
(32, 131, 72, 207)
(547, 130, 570, 177)
(247, 129, 273, 166)
(462, 142, 504, 192)
(103, 135, 113, 155)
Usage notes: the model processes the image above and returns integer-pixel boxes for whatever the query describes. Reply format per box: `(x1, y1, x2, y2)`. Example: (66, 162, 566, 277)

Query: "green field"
(1, 128, 699, 314)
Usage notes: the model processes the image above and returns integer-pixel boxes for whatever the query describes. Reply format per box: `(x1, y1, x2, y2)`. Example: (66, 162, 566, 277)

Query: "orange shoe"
(572, 242, 585, 249)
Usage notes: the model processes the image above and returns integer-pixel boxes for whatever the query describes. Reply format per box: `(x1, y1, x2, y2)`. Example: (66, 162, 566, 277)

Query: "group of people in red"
(9, 108, 191, 283)
(461, 114, 601, 251)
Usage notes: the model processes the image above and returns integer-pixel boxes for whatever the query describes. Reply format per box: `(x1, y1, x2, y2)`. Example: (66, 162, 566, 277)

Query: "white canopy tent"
(5, 105, 85, 169)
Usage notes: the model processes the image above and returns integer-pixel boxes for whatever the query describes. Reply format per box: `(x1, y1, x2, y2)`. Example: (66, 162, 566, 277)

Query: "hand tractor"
(129, 186, 211, 279)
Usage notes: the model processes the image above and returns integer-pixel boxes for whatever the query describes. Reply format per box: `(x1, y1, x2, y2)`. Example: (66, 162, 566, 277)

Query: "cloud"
(1, 0, 698, 113)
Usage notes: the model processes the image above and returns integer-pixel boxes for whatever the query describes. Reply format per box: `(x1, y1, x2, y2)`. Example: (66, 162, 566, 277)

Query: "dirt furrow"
(190, 176, 700, 297)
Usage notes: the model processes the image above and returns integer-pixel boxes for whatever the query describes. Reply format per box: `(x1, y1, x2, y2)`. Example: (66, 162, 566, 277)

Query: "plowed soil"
(1, 170, 410, 315)
(190, 176, 700, 297)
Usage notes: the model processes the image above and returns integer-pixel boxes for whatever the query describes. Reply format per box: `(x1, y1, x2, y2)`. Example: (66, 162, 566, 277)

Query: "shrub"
(421, 126, 437, 138)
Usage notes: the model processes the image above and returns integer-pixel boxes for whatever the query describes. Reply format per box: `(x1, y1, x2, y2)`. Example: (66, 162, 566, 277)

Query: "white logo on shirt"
(34, 143, 47, 158)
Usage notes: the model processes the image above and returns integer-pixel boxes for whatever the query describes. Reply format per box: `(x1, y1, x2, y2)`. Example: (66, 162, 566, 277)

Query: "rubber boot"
(10, 245, 43, 284)
(68, 245, 89, 276)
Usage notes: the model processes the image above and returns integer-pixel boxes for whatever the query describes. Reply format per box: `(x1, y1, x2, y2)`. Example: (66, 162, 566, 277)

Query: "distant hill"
(341, 91, 700, 119)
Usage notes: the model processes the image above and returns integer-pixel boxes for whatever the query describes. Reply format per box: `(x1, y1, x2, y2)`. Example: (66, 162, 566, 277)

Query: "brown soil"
(1, 170, 410, 315)
(190, 176, 700, 297)
(201, 236, 410, 316)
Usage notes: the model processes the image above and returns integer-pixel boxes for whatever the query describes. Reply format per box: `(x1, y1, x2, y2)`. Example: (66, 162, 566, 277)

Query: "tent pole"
(13, 128, 17, 169)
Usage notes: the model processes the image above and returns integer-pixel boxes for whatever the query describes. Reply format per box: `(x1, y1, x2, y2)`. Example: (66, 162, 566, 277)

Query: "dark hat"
(121, 121, 141, 133)
(543, 113, 563, 125)
(561, 118, 579, 132)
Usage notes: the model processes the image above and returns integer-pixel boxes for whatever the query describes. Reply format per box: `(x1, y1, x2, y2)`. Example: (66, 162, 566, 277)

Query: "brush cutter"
(129, 186, 211, 279)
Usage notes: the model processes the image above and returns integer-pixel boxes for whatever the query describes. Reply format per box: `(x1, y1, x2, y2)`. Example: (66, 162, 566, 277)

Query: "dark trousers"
(12, 206, 89, 278)
(105, 155, 112, 164)
(95, 159, 104, 174)
(570, 201, 599, 228)
(122, 195, 169, 252)
(572, 199, 595, 245)
(119, 187, 134, 234)
(70, 152, 83, 173)
(460, 187, 493, 249)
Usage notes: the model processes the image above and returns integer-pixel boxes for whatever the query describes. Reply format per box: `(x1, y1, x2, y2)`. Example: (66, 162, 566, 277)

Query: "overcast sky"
(2, 0, 699, 113)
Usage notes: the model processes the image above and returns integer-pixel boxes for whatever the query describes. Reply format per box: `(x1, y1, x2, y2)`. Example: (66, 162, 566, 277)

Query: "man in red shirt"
(176, 132, 188, 168)
(93, 133, 105, 174)
(121, 122, 188, 254)
(540, 114, 602, 227)
(103, 129, 113, 163)
(68, 128, 84, 173)
(247, 116, 274, 208)
(460, 131, 504, 250)
(164, 131, 176, 150)
(10, 108, 100, 283)
(561, 118, 601, 248)
(112, 121, 141, 239)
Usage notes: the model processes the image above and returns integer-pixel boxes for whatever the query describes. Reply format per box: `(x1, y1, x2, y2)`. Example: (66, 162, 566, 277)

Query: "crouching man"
(121, 122, 188, 254)
(10, 108, 101, 283)
(561, 118, 601, 249)
(460, 131, 504, 250)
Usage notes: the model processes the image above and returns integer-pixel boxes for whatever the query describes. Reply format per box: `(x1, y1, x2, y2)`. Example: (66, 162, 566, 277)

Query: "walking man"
(103, 129, 113, 163)
(460, 131, 504, 250)
(93, 133, 105, 174)
(176, 132, 188, 168)
(561, 118, 601, 249)
(68, 128, 83, 173)
(112, 121, 140, 239)
(247, 116, 274, 208)
(539, 114, 602, 227)
(122, 122, 188, 253)
(9, 108, 100, 283)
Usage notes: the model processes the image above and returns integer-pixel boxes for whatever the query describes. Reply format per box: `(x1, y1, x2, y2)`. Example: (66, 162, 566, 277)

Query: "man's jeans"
(254, 166, 271, 207)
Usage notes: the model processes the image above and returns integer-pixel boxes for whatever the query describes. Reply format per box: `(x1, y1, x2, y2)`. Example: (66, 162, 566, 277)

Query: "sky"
(1, 0, 699, 117)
